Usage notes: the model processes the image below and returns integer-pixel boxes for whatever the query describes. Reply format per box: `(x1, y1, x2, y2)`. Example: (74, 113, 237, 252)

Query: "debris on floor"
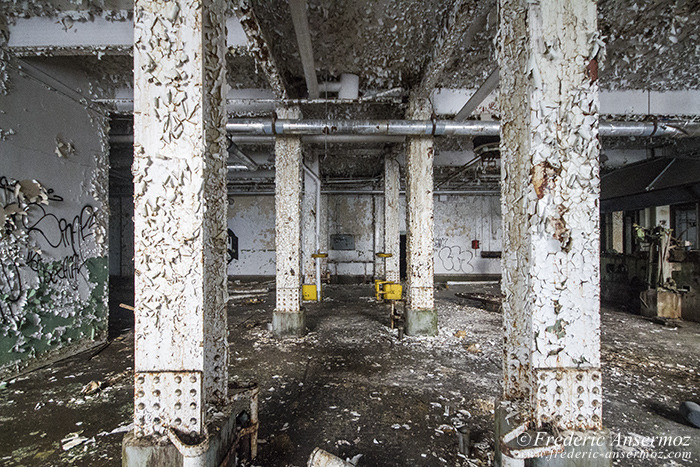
(0, 282, 697, 466)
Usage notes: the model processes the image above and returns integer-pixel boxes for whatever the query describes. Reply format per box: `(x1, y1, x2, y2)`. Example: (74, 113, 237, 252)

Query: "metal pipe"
(645, 158, 676, 191)
(231, 135, 406, 144)
(227, 190, 500, 196)
(303, 164, 322, 301)
(598, 121, 690, 137)
(435, 155, 483, 189)
(228, 142, 258, 170)
(111, 120, 693, 146)
(225, 119, 500, 136)
(227, 119, 689, 138)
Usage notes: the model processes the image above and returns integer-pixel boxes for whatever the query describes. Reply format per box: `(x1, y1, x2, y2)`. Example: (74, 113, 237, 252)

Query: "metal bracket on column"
(134, 371, 203, 437)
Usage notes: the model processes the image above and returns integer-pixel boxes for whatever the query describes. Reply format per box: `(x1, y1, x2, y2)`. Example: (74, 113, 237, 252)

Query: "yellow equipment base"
(302, 284, 318, 301)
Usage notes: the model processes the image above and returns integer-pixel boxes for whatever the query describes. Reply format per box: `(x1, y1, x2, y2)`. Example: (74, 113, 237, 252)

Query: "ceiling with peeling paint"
(3, 0, 700, 195)
(2, 0, 699, 92)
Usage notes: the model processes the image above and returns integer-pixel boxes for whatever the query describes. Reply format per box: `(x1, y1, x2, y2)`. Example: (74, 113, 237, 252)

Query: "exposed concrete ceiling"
(3, 0, 699, 93)
(5, 0, 700, 193)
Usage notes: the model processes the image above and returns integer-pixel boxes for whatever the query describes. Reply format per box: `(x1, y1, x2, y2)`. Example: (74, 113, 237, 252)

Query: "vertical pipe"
(384, 155, 401, 283)
(303, 163, 322, 301)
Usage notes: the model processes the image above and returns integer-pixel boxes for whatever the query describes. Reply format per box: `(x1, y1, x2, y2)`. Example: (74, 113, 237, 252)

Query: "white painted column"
(384, 155, 401, 283)
(405, 101, 437, 336)
(373, 194, 385, 280)
(274, 106, 304, 336)
(132, 0, 228, 437)
(499, 0, 603, 434)
(302, 152, 319, 286)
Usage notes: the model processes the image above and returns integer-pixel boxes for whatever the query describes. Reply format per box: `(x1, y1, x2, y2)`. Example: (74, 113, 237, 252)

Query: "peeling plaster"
(0, 52, 110, 376)
(406, 100, 435, 312)
(274, 105, 303, 312)
(499, 0, 603, 431)
(132, 0, 229, 438)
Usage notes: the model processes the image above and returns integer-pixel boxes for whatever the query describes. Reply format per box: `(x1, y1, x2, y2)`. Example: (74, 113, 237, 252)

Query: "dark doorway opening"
(107, 114, 135, 338)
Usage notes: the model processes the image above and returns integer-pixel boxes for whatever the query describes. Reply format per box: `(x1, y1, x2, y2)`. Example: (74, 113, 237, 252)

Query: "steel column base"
(405, 308, 437, 336)
(123, 403, 239, 467)
(494, 400, 612, 467)
(272, 310, 306, 337)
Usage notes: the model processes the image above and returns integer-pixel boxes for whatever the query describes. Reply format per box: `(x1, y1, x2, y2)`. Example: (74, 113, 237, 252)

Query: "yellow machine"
(374, 280, 402, 301)
(303, 253, 328, 301)
(302, 284, 318, 301)
(374, 252, 402, 301)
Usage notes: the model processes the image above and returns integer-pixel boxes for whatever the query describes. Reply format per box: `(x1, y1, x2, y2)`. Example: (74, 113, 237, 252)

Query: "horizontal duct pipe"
(227, 119, 696, 138)
(110, 120, 698, 146)
(227, 190, 500, 196)
(226, 119, 501, 137)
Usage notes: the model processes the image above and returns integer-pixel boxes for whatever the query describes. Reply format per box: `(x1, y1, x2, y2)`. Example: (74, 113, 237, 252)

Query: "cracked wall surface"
(499, 0, 603, 430)
(0, 55, 109, 377)
(132, 0, 228, 437)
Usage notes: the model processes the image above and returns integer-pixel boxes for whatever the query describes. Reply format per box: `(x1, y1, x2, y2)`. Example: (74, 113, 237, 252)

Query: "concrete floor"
(0, 282, 698, 466)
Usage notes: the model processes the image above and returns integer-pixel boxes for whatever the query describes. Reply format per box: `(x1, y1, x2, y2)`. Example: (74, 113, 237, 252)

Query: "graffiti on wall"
(0, 176, 104, 352)
(437, 244, 475, 274)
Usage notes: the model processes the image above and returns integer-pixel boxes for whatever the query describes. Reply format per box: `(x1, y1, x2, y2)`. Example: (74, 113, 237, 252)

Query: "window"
(672, 203, 698, 249)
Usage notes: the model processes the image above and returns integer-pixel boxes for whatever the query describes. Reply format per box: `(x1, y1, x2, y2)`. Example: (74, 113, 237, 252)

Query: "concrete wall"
(434, 194, 502, 276)
(226, 196, 276, 277)
(224, 193, 502, 279)
(327, 194, 376, 278)
(0, 58, 109, 375)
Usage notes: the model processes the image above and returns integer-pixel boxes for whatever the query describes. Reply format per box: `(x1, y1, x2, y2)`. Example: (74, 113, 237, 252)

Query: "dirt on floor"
(0, 282, 698, 466)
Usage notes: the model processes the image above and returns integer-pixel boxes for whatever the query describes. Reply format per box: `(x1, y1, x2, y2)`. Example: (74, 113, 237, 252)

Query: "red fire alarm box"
(471, 240, 480, 249)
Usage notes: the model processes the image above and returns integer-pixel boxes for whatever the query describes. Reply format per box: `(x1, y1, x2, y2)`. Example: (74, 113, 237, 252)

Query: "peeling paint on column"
(133, 0, 228, 437)
(498, 0, 603, 431)
(406, 100, 435, 312)
(0, 16, 10, 96)
(275, 106, 302, 313)
(384, 155, 400, 283)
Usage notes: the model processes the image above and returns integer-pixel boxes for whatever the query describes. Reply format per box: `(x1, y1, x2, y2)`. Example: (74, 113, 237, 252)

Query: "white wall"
(225, 192, 502, 278)
(434, 194, 502, 275)
(226, 196, 276, 276)
(0, 57, 109, 374)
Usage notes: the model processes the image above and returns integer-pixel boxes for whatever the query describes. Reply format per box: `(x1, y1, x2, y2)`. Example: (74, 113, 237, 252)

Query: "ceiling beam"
(233, 0, 289, 99)
(6, 15, 248, 56)
(410, 0, 495, 104)
(289, 0, 319, 99)
(454, 68, 499, 120)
